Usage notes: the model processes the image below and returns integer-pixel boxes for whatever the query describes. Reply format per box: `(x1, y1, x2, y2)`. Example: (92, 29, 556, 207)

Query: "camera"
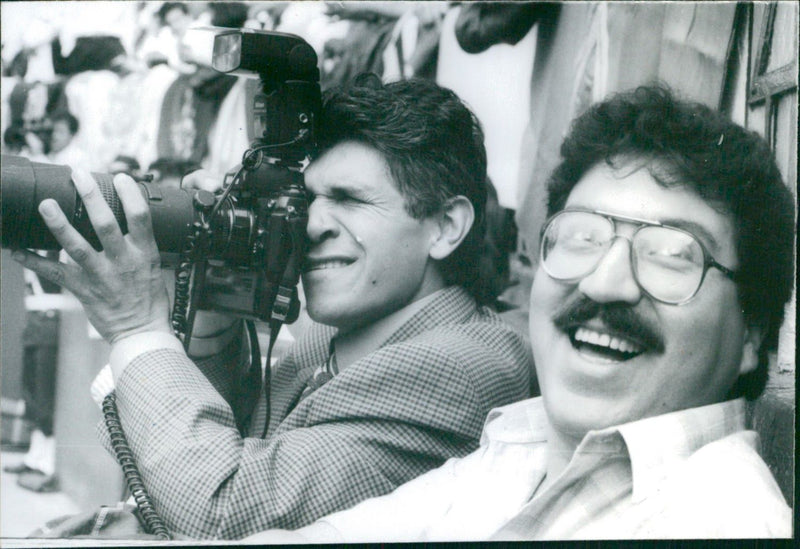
(1, 29, 321, 340)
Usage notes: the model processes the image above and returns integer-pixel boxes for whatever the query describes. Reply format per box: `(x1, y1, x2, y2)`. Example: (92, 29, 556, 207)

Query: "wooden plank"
(749, 62, 798, 103)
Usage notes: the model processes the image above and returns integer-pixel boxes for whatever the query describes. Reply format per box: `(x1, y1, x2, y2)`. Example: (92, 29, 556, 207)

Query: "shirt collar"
(480, 397, 750, 503)
(481, 396, 549, 445)
(611, 398, 748, 502)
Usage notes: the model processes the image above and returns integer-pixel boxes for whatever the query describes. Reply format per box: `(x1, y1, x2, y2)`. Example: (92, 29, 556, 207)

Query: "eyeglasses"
(539, 209, 737, 305)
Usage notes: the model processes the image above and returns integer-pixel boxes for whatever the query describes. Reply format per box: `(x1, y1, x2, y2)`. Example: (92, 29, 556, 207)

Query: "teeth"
(574, 327, 643, 354)
(311, 260, 351, 271)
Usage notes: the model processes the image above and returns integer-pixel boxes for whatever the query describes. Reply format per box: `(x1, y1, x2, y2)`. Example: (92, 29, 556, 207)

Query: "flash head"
(212, 28, 318, 81)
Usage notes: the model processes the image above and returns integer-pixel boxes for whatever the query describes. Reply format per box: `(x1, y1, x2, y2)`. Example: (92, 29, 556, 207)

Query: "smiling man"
(246, 85, 795, 542)
(16, 76, 531, 539)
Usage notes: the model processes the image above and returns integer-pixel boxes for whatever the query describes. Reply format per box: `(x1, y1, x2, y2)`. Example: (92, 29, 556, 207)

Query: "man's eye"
(561, 231, 605, 249)
(640, 246, 700, 271)
(331, 191, 362, 204)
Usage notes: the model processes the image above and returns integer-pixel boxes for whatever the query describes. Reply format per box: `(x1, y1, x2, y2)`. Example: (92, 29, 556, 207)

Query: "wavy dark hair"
(315, 75, 494, 304)
(546, 84, 795, 400)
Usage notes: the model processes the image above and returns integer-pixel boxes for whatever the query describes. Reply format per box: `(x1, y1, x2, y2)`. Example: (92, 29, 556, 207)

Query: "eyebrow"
(317, 182, 373, 201)
(587, 208, 727, 252)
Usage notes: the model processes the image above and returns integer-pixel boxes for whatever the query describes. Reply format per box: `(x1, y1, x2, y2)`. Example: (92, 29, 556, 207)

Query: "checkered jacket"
(99, 286, 532, 539)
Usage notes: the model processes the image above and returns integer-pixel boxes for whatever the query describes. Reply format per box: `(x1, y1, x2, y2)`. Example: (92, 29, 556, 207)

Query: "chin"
(543, 384, 629, 434)
(305, 302, 356, 330)
(305, 303, 338, 326)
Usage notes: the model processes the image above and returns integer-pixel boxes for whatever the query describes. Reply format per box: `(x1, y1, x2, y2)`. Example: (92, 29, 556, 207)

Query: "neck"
(334, 288, 445, 371)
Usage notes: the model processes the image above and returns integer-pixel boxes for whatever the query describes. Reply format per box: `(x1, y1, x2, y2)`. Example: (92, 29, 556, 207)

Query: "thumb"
(181, 169, 223, 193)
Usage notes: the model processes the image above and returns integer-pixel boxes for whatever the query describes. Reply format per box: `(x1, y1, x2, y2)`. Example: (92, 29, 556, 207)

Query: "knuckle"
(78, 182, 100, 201)
(128, 208, 152, 226)
(113, 173, 135, 185)
(41, 265, 66, 286)
(95, 221, 118, 239)
(49, 220, 69, 236)
(69, 245, 91, 264)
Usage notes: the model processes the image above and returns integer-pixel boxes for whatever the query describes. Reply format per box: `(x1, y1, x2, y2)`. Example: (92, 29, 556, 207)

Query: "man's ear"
(429, 196, 475, 261)
(738, 324, 764, 375)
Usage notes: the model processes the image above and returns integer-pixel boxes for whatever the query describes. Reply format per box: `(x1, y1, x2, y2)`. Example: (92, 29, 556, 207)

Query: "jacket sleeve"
(106, 320, 528, 540)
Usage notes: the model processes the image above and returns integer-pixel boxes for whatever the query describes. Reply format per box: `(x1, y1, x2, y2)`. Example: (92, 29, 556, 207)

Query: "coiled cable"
(102, 391, 171, 540)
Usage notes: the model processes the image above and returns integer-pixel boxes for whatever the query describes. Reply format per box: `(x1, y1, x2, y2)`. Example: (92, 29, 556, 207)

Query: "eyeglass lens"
(541, 211, 707, 303)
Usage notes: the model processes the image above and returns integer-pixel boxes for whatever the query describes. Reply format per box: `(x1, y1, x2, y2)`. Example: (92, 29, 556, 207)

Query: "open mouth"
(567, 326, 646, 362)
(303, 257, 356, 273)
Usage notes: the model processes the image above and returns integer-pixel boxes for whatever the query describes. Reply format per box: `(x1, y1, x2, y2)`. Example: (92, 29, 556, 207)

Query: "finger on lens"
(11, 249, 70, 291)
(113, 174, 157, 251)
(38, 199, 99, 269)
(72, 168, 125, 256)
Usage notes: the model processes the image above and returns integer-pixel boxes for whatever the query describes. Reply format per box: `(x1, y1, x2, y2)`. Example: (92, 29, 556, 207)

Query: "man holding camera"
(13, 76, 531, 538)
(245, 85, 795, 541)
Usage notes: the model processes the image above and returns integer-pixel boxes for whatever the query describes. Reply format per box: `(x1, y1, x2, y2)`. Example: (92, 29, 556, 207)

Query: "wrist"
(109, 331, 185, 381)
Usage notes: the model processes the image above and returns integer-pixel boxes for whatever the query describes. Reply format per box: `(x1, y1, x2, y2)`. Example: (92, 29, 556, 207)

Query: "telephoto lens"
(1, 155, 196, 254)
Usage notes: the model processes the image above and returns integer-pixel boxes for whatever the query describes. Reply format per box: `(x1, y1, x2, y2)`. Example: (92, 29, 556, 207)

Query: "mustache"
(552, 296, 665, 353)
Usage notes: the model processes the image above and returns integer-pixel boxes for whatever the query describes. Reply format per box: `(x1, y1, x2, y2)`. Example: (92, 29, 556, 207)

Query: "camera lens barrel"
(1, 155, 195, 254)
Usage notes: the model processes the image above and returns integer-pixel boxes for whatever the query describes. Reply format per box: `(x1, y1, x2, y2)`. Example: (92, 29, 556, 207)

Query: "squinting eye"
(645, 247, 694, 262)
(330, 190, 359, 204)
(637, 241, 702, 272)
(559, 229, 606, 250)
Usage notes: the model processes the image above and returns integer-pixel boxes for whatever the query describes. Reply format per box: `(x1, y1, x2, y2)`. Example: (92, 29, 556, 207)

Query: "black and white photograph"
(0, 0, 796, 544)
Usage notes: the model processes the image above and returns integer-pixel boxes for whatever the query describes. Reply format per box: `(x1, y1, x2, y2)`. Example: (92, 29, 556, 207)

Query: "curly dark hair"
(546, 84, 796, 400)
(316, 75, 494, 304)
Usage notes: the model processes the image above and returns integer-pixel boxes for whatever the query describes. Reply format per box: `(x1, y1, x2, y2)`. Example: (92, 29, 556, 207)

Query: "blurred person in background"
(108, 155, 143, 179)
(138, 2, 198, 74)
(45, 111, 90, 169)
(146, 156, 202, 187)
(2, 265, 63, 493)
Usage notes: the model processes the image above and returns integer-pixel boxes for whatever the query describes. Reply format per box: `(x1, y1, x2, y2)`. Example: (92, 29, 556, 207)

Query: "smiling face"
(301, 141, 444, 333)
(530, 162, 760, 441)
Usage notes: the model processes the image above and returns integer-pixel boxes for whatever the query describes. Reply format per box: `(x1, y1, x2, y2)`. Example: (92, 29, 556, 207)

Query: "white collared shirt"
(257, 398, 791, 542)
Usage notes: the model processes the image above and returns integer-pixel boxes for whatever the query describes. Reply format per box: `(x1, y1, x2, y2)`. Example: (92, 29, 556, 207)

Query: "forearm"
(108, 352, 470, 539)
(110, 357, 397, 538)
(113, 348, 245, 538)
(244, 456, 466, 543)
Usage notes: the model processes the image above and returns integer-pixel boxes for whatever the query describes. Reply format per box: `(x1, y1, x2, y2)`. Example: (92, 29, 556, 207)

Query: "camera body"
(1, 29, 321, 333)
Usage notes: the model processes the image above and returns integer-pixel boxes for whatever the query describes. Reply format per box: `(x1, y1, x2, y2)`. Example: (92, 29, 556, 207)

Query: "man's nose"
(577, 237, 642, 304)
(306, 199, 339, 243)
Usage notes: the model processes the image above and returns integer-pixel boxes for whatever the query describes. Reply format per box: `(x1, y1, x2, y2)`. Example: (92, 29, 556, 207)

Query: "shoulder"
(405, 305, 532, 380)
(298, 317, 530, 436)
(644, 430, 792, 538)
(375, 311, 532, 405)
(688, 431, 786, 493)
(686, 431, 789, 507)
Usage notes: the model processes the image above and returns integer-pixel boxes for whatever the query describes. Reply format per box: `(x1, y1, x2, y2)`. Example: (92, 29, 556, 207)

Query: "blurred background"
(0, 1, 796, 539)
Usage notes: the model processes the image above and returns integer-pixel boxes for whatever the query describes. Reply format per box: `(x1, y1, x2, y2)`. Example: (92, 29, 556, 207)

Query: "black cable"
(101, 392, 171, 540)
(259, 319, 283, 439)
